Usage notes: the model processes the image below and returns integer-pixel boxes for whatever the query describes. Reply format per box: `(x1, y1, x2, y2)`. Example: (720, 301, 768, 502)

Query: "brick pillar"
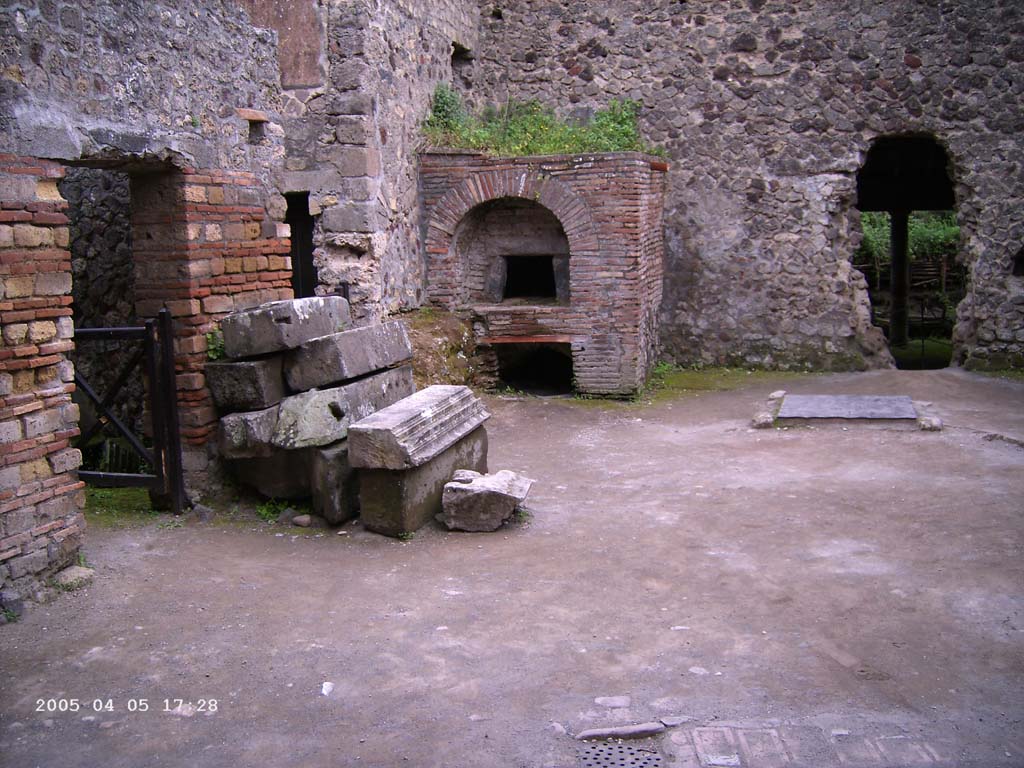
(0, 155, 85, 597)
(132, 168, 291, 489)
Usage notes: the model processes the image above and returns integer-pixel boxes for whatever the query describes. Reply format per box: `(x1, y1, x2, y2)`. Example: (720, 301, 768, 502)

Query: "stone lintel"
(220, 296, 352, 359)
(348, 385, 490, 470)
(284, 319, 412, 391)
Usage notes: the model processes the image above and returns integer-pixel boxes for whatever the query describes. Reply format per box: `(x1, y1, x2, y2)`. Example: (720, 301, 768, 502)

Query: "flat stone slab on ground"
(777, 394, 917, 420)
(220, 296, 352, 359)
(348, 385, 490, 469)
(284, 320, 412, 391)
(437, 469, 534, 532)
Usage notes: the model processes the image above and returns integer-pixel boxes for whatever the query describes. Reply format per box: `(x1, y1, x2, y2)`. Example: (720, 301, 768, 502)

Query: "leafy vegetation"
(205, 327, 225, 361)
(255, 498, 296, 523)
(857, 211, 960, 267)
(423, 84, 664, 157)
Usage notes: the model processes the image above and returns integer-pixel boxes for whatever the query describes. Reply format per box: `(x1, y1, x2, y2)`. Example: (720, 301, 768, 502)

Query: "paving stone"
(272, 365, 414, 449)
(310, 441, 359, 525)
(206, 357, 286, 412)
(777, 394, 918, 420)
(284, 320, 412, 391)
(219, 406, 278, 459)
(575, 722, 667, 741)
(220, 297, 352, 359)
(359, 426, 488, 537)
(437, 469, 534, 532)
(348, 385, 490, 469)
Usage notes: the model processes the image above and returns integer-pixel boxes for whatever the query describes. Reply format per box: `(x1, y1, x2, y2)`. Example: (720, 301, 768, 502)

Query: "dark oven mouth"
(497, 254, 569, 305)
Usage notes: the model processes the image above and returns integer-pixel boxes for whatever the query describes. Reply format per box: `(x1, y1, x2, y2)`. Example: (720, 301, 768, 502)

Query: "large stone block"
(206, 357, 286, 412)
(348, 385, 490, 470)
(437, 470, 534, 532)
(272, 365, 414, 449)
(359, 427, 488, 537)
(229, 450, 312, 499)
(284, 320, 412, 391)
(311, 441, 359, 524)
(220, 297, 352, 359)
(219, 405, 278, 459)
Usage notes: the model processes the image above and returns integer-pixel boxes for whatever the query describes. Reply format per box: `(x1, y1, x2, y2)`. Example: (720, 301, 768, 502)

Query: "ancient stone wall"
(272, 0, 479, 322)
(472, 0, 1024, 369)
(0, 0, 291, 595)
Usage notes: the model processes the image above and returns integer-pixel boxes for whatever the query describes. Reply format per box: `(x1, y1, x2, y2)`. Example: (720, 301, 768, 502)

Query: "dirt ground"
(1, 368, 1022, 768)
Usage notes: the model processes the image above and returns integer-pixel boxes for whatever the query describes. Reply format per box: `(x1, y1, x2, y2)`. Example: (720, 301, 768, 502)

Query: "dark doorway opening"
(494, 343, 573, 395)
(503, 255, 556, 300)
(856, 135, 963, 369)
(286, 192, 316, 298)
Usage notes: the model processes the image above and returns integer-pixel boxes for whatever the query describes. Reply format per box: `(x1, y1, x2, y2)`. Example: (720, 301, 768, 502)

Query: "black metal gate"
(73, 308, 186, 515)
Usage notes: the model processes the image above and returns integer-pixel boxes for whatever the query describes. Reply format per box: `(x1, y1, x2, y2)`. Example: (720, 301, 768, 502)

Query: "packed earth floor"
(1, 369, 1022, 768)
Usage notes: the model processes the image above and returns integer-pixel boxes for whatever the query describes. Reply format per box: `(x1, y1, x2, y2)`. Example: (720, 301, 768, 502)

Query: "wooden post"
(890, 209, 910, 347)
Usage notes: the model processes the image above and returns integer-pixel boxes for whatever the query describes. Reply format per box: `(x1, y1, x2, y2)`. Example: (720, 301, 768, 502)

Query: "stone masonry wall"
(272, 0, 479, 322)
(421, 151, 667, 395)
(472, 0, 1024, 369)
(0, 0, 292, 595)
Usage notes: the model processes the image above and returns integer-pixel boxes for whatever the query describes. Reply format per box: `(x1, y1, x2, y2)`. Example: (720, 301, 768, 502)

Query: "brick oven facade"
(420, 151, 668, 395)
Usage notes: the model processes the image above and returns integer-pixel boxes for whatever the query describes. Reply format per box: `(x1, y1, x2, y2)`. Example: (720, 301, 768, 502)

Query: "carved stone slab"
(272, 365, 414, 449)
(284, 320, 412, 391)
(348, 385, 490, 469)
(220, 296, 351, 359)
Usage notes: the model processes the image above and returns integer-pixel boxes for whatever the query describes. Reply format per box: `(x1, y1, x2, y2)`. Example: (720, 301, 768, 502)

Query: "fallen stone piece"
(659, 715, 694, 727)
(284, 320, 412, 391)
(311, 441, 359, 525)
(229, 450, 312, 499)
(52, 565, 94, 589)
(348, 385, 490, 470)
(206, 357, 285, 412)
(437, 469, 534, 532)
(272, 365, 414, 449)
(359, 427, 488, 537)
(191, 503, 215, 523)
(221, 296, 351, 359)
(751, 411, 775, 429)
(219, 405, 278, 459)
(917, 415, 943, 431)
(575, 722, 667, 741)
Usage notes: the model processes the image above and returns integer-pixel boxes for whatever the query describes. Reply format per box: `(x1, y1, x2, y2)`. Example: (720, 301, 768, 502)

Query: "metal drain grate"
(578, 741, 664, 767)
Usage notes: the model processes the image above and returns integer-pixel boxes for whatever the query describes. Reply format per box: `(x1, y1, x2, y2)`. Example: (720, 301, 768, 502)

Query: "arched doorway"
(856, 136, 965, 369)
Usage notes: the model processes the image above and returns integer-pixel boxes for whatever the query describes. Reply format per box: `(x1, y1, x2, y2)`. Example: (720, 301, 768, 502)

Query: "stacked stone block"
(209, 298, 415, 524)
(420, 151, 668, 396)
(0, 155, 84, 599)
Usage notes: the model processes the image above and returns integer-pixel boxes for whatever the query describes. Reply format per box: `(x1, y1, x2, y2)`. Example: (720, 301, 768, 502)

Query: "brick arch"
(424, 170, 600, 309)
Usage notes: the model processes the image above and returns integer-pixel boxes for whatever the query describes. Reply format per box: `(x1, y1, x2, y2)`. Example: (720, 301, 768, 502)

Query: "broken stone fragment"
(205, 356, 285, 412)
(219, 405, 279, 459)
(917, 415, 943, 431)
(348, 385, 490, 470)
(284, 320, 412, 391)
(751, 411, 775, 429)
(220, 296, 352, 359)
(272, 365, 414, 449)
(436, 469, 534, 532)
(52, 565, 94, 589)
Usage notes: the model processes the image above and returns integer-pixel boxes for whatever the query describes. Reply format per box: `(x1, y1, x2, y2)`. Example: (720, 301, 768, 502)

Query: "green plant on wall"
(423, 84, 664, 157)
(205, 327, 225, 361)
